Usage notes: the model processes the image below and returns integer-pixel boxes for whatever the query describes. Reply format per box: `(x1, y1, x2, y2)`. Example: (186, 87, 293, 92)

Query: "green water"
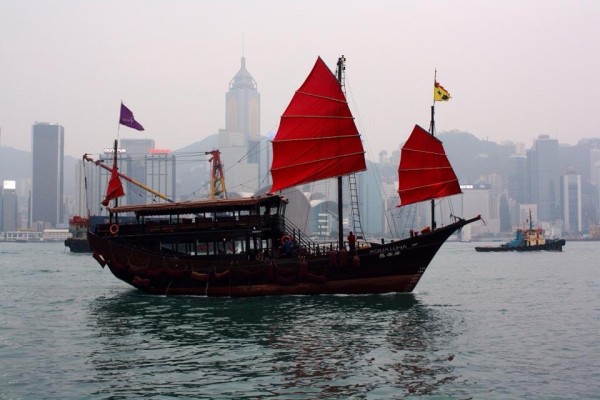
(1, 241, 598, 399)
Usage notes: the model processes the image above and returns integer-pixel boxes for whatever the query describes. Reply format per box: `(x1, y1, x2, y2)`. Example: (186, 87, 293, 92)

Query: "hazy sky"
(1, 1, 598, 160)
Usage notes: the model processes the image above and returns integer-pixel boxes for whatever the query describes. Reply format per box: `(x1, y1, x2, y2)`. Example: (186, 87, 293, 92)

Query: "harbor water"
(1, 241, 599, 399)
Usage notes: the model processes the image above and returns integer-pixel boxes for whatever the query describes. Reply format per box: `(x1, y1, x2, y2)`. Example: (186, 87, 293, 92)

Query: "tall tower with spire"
(226, 57, 260, 151)
(218, 57, 261, 193)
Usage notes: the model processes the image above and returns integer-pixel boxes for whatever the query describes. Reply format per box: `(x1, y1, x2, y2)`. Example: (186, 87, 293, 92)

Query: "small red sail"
(397, 125, 461, 206)
(270, 57, 366, 192)
(101, 164, 125, 207)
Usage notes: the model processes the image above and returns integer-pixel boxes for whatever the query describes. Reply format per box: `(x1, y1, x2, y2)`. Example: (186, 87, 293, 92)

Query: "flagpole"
(117, 101, 122, 142)
(113, 102, 122, 211)
(430, 69, 436, 135)
(429, 70, 437, 229)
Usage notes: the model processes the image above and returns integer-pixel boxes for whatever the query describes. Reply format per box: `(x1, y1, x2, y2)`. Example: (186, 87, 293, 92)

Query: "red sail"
(101, 163, 125, 207)
(397, 125, 461, 206)
(270, 57, 366, 192)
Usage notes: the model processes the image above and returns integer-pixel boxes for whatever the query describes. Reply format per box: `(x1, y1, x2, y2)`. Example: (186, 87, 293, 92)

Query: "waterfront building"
(119, 139, 176, 205)
(461, 184, 499, 237)
(590, 147, 600, 186)
(560, 170, 582, 234)
(355, 161, 385, 236)
(31, 122, 64, 227)
(507, 154, 527, 207)
(1, 180, 18, 232)
(527, 135, 560, 224)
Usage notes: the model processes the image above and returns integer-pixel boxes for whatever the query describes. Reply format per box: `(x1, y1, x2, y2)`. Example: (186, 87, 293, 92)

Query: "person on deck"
(283, 237, 293, 257)
(347, 231, 356, 251)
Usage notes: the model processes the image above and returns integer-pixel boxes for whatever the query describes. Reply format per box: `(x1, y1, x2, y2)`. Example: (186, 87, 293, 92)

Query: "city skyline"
(1, 1, 599, 160)
(1, 126, 599, 236)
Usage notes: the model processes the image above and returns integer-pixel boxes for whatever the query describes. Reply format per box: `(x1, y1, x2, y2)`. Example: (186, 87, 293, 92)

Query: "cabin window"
(235, 239, 245, 254)
(196, 241, 208, 255)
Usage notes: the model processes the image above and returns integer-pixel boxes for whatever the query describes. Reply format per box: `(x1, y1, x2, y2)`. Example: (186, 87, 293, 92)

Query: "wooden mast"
(429, 70, 437, 230)
(336, 55, 346, 249)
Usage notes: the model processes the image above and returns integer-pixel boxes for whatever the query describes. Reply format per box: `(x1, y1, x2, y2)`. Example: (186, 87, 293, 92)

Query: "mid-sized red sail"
(397, 124, 461, 206)
(270, 57, 366, 192)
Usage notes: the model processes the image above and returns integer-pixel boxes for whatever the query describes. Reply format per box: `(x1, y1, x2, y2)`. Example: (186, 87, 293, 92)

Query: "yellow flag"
(434, 81, 451, 101)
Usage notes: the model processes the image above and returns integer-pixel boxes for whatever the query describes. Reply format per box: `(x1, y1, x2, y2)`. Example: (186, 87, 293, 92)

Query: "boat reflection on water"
(88, 293, 463, 398)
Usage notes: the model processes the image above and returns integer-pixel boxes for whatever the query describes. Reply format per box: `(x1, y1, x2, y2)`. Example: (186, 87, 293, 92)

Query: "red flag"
(101, 165, 125, 206)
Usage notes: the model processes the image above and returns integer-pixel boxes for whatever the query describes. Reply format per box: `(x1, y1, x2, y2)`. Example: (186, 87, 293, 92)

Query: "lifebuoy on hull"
(109, 224, 119, 235)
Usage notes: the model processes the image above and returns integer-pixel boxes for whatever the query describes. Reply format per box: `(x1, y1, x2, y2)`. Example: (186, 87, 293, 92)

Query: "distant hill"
(438, 130, 515, 184)
(0, 146, 31, 181)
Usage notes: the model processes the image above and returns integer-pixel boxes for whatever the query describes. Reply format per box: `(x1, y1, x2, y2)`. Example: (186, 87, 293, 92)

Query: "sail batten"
(281, 115, 355, 119)
(273, 135, 360, 142)
(397, 124, 462, 207)
(270, 57, 366, 193)
(271, 150, 367, 171)
(294, 91, 348, 103)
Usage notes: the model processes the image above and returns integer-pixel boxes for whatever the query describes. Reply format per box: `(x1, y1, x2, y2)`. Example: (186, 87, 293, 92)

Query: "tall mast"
(428, 70, 437, 230)
(112, 139, 119, 208)
(336, 55, 346, 249)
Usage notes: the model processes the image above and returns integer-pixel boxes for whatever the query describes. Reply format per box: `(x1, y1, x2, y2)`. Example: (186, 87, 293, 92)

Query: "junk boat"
(85, 56, 481, 296)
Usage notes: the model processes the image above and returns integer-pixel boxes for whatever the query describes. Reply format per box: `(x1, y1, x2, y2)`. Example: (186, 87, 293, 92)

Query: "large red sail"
(397, 125, 461, 206)
(270, 57, 366, 192)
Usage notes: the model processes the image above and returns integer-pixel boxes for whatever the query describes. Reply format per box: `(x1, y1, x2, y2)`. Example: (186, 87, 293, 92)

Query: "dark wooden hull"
(88, 216, 480, 297)
(64, 238, 91, 253)
(475, 239, 566, 252)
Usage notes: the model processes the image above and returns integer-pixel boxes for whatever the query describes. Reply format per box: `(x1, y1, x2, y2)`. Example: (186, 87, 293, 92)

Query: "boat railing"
(282, 218, 345, 256)
(95, 213, 280, 236)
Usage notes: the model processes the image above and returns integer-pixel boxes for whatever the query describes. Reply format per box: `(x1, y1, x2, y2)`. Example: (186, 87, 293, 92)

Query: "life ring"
(281, 235, 291, 245)
(109, 224, 119, 235)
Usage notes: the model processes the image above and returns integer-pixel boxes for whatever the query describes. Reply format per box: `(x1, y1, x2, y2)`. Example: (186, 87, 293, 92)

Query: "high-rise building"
(527, 135, 560, 223)
(31, 122, 64, 227)
(590, 147, 600, 186)
(354, 161, 384, 236)
(120, 139, 158, 205)
(218, 57, 262, 194)
(507, 154, 527, 205)
(560, 170, 582, 234)
(90, 141, 176, 214)
(1, 180, 19, 232)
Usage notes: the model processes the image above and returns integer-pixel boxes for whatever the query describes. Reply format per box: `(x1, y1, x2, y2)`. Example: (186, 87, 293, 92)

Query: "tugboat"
(64, 216, 91, 253)
(475, 211, 565, 252)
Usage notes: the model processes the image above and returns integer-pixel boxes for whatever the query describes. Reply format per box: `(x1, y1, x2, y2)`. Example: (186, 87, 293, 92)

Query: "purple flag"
(119, 103, 145, 131)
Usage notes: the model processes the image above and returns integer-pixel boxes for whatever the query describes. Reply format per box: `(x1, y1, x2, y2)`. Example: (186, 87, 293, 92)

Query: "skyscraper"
(560, 170, 582, 234)
(218, 57, 262, 193)
(1, 180, 19, 232)
(225, 56, 261, 150)
(31, 122, 64, 227)
(527, 135, 559, 223)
